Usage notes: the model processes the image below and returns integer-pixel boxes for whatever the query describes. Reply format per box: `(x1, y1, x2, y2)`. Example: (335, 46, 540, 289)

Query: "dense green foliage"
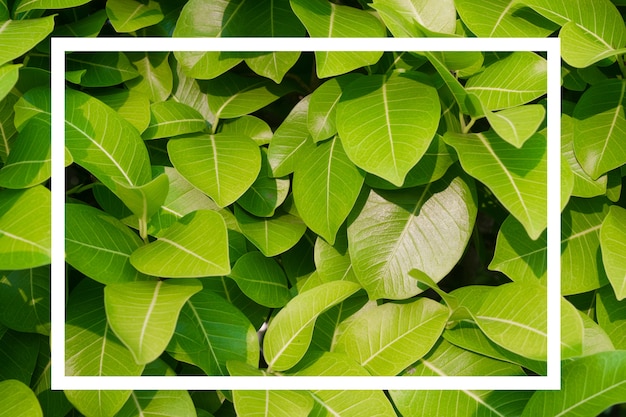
(1, 0, 626, 416)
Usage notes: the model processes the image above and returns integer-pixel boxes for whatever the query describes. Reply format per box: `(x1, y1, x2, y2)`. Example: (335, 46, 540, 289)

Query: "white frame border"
(51, 37, 561, 391)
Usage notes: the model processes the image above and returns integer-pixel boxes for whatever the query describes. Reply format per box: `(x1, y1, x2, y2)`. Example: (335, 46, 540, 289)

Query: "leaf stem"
(138, 217, 149, 244)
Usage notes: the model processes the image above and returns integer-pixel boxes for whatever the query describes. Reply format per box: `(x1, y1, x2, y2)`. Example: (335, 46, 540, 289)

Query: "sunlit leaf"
(228, 251, 290, 308)
(371, 0, 456, 37)
(130, 210, 230, 278)
(104, 279, 202, 364)
(125, 52, 173, 103)
(0, 17, 55, 66)
(142, 101, 206, 140)
(600, 205, 626, 300)
(348, 171, 477, 300)
(0, 380, 42, 417)
(486, 104, 545, 148)
(0, 64, 20, 102)
(263, 281, 361, 371)
(106, 0, 164, 33)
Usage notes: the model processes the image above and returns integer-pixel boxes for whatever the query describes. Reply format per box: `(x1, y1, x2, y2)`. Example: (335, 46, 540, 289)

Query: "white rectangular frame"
(51, 37, 561, 391)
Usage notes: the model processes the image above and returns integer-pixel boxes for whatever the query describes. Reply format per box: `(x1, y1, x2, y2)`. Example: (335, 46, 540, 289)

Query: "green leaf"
(371, 0, 456, 37)
(363, 134, 456, 189)
(125, 52, 173, 103)
(221, 115, 273, 146)
(293, 136, 364, 245)
(228, 361, 314, 417)
(0, 330, 39, 383)
(289, 0, 385, 78)
(489, 215, 547, 284)
(171, 61, 214, 121)
(65, 280, 143, 417)
(13, 0, 90, 13)
(467, 282, 551, 360)
(295, 352, 398, 416)
(168, 133, 261, 208)
(263, 281, 361, 371)
(104, 279, 202, 364)
(0, 114, 50, 188)
(391, 340, 529, 417)
(578, 309, 615, 356)
(235, 206, 307, 257)
(167, 288, 259, 375)
(66, 52, 140, 87)
(573, 79, 626, 179)
(268, 95, 315, 177)
(600, 206, 626, 300)
(562, 114, 607, 198)
(337, 73, 440, 186)
(465, 52, 546, 111)
(307, 74, 363, 143)
(348, 171, 477, 300)
(0, 93, 17, 162)
(48, 9, 108, 43)
(445, 130, 546, 240)
(237, 148, 290, 217)
(314, 227, 357, 283)
(206, 72, 293, 120)
(334, 298, 449, 375)
(13, 86, 49, 132)
(0, 267, 50, 335)
(130, 210, 230, 278)
(0, 16, 55, 66)
(562, 197, 610, 295)
(521, 0, 626, 67)
(522, 351, 626, 417)
(0, 186, 50, 269)
(596, 285, 626, 350)
(0, 380, 42, 417)
(0, 64, 20, 102)
(228, 251, 290, 308)
(111, 173, 169, 234)
(455, 0, 558, 37)
(106, 0, 164, 33)
(65, 89, 152, 189)
(65, 203, 147, 284)
(142, 101, 206, 140)
(116, 390, 196, 417)
(91, 88, 151, 134)
(486, 104, 546, 148)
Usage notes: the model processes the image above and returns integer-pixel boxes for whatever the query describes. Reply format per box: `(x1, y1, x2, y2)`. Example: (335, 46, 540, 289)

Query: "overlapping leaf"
(0, 17, 55, 66)
(66, 52, 139, 87)
(337, 73, 440, 187)
(263, 281, 361, 371)
(371, 0, 456, 37)
(348, 171, 477, 300)
(125, 52, 173, 103)
(228, 251, 290, 308)
(444, 130, 546, 240)
(104, 279, 202, 364)
(293, 136, 364, 245)
(0, 380, 43, 417)
(168, 133, 261, 207)
(600, 206, 626, 300)
(106, 0, 164, 33)
(142, 101, 205, 140)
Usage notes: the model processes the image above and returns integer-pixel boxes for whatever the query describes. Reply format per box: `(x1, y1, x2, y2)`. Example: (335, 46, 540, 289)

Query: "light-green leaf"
(0, 186, 50, 269)
(489, 215, 547, 284)
(235, 206, 307, 257)
(486, 104, 546, 148)
(0, 17, 55, 66)
(293, 136, 364, 245)
(125, 52, 173, 103)
(142, 101, 206, 140)
(522, 351, 626, 417)
(263, 281, 361, 371)
(348, 171, 477, 300)
(0, 267, 50, 335)
(521, 0, 626, 68)
(166, 288, 259, 376)
(65, 203, 147, 284)
(0, 64, 20, 102)
(337, 73, 440, 187)
(295, 352, 398, 416)
(371, 0, 456, 37)
(573, 79, 626, 180)
(115, 390, 196, 417)
(65, 279, 143, 417)
(600, 205, 626, 300)
(130, 210, 230, 278)
(289, 0, 385, 78)
(104, 279, 202, 364)
(0, 380, 42, 417)
(106, 0, 164, 33)
(228, 251, 290, 308)
(444, 130, 546, 240)
(334, 298, 449, 375)
(168, 133, 261, 207)
(65, 89, 152, 189)
(13, 0, 90, 13)
(596, 285, 626, 350)
(90, 88, 151, 134)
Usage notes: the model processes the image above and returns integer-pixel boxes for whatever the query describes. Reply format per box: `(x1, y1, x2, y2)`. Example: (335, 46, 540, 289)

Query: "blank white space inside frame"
(50, 37, 561, 391)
